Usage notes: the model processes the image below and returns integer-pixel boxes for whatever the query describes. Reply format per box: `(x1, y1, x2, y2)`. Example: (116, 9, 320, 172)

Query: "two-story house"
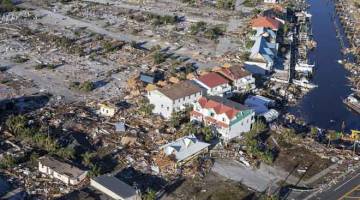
(147, 80, 203, 119)
(191, 96, 255, 141)
(216, 65, 256, 93)
(194, 72, 232, 97)
(245, 36, 278, 74)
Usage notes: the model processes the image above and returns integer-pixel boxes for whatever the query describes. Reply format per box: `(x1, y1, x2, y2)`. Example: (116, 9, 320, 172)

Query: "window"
(161, 104, 163, 108)
(222, 118, 225, 122)
(167, 107, 169, 111)
(210, 112, 214, 117)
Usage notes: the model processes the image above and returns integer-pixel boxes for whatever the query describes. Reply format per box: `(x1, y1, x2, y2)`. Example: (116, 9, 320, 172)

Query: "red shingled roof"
(217, 66, 251, 82)
(251, 16, 281, 30)
(197, 72, 229, 88)
(198, 97, 240, 119)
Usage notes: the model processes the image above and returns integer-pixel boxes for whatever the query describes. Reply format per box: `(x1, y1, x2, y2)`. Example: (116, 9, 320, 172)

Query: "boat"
(337, 59, 345, 64)
(293, 78, 318, 89)
(344, 93, 360, 114)
(295, 62, 315, 73)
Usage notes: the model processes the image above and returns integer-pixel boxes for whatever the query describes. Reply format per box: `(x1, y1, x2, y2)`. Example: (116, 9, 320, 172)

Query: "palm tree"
(88, 164, 101, 178)
(251, 120, 267, 135)
(82, 152, 96, 167)
(143, 189, 157, 200)
(170, 111, 182, 128)
(327, 130, 338, 147)
(201, 126, 213, 142)
(57, 147, 75, 160)
(5, 115, 27, 136)
(179, 122, 197, 137)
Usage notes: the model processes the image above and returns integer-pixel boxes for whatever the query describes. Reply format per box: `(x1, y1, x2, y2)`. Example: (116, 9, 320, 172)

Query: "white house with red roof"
(194, 72, 232, 97)
(216, 66, 256, 93)
(191, 96, 255, 141)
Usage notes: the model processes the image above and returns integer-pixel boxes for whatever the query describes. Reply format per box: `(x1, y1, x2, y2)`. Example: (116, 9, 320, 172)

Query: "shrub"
(217, 0, 235, 10)
(204, 25, 225, 40)
(69, 81, 95, 92)
(189, 21, 207, 35)
(152, 51, 166, 64)
(245, 40, 255, 49)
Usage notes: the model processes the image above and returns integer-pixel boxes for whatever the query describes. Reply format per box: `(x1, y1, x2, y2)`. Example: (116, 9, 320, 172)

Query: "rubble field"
(163, 172, 253, 200)
(273, 144, 332, 180)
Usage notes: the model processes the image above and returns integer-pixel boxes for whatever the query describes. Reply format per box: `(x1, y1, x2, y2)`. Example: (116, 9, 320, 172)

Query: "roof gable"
(251, 16, 281, 30)
(196, 72, 229, 88)
(217, 65, 251, 81)
(158, 80, 202, 100)
(197, 96, 249, 119)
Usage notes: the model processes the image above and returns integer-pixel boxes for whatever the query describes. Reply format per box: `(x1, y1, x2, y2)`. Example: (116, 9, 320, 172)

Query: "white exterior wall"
(227, 113, 255, 140)
(264, 0, 277, 3)
(148, 90, 202, 119)
(148, 90, 174, 119)
(194, 80, 231, 97)
(192, 104, 255, 141)
(244, 61, 272, 75)
(38, 161, 87, 186)
(173, 92, 202, 112)
(234, 76, 256, 92)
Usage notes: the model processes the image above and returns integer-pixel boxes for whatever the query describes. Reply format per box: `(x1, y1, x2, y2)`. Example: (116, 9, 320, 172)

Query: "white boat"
(295, 62, 315, 73)
(293, 78, 318, 89)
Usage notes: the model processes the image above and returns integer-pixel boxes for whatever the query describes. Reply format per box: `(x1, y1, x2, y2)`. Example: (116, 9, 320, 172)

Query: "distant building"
(147, 80, 203, 119)
(159, 134, 210, 164)
(139, 71, 164, 84)
(245, 95, 279, 122)
(90, 175, 140, 200)
(191, 96, 255, 140)
(264, 0, 278, 4)
(194, 72, 232, 97)
(251, 16, 281, 31)
(38, 156, 87, 185)
(99, 103, 117, 117)
(216, 66, 256, 93)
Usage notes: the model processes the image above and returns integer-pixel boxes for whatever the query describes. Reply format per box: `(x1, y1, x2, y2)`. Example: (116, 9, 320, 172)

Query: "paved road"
(309, 171, 360, 200)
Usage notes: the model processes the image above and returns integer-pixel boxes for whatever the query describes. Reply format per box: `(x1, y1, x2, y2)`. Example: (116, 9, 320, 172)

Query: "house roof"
(140, 71, 163, 84)
(160, 135, 210, 162)
(39, 156, 86, 178)
(158, 80, 202, 100)
(250, 36, 276, 64)
(251, 16, 281, 30)
(91, 175, 137, 199)
(196, 72, 229, 88)
(197, 96, 249, 119)
(216, 66, 251, 81)
(255, 27, 277, 40)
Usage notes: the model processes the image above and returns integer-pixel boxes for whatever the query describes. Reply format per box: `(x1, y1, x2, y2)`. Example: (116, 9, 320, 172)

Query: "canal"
(289, 0, 360, 131)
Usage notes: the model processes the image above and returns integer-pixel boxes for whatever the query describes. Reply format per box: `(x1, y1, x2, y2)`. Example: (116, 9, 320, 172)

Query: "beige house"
(38, 156, 87, 185)
(98, 103, 117, 117)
